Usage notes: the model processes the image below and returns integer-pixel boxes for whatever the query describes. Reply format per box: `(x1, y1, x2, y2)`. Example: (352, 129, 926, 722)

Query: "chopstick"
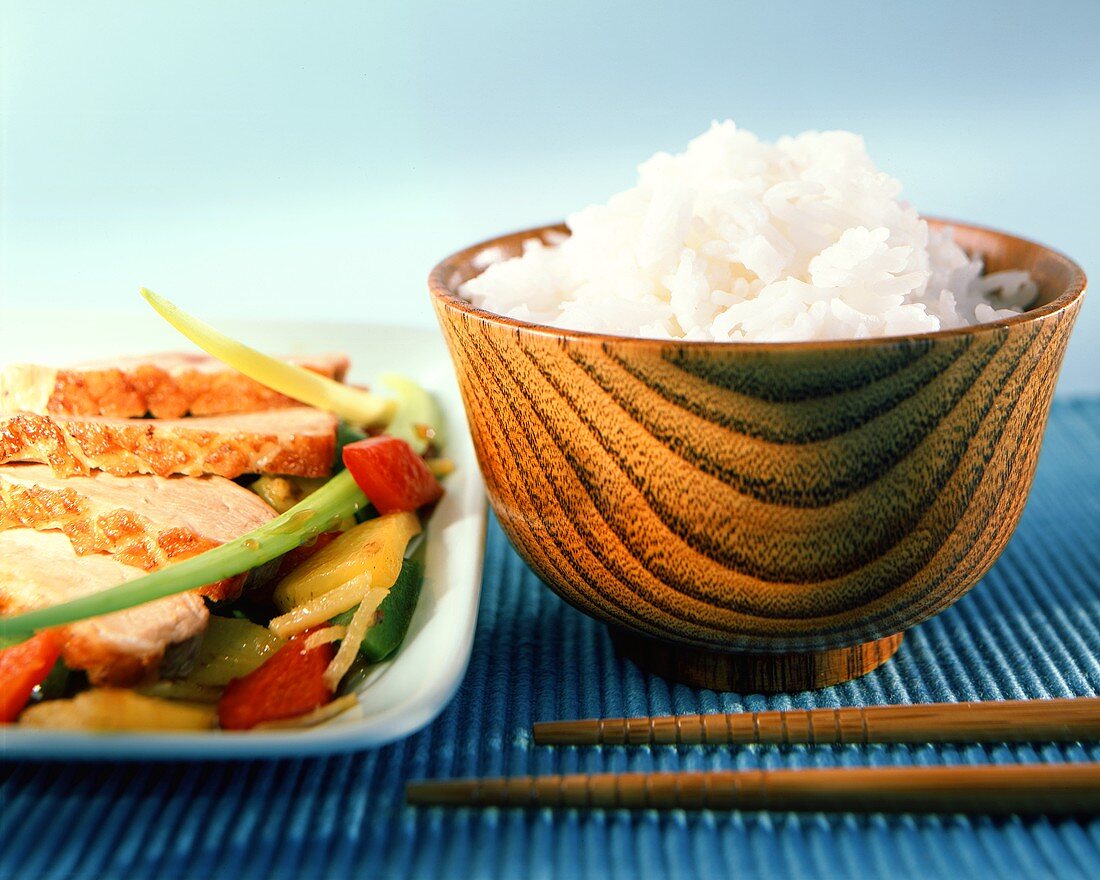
(532, 697, 1100, 746)
(406, 763, 1100, 814)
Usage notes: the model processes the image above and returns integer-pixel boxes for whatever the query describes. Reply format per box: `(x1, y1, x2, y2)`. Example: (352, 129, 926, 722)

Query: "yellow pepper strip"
(140, 288, 396, 428)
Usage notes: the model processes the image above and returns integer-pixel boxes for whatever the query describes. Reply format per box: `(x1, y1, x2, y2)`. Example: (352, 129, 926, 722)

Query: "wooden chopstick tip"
(532, 720, 603, 746)
(406, 779, 482, 807)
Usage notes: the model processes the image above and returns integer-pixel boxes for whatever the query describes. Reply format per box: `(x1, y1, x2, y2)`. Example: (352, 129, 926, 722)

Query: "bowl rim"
(428, 217, 1087, 351)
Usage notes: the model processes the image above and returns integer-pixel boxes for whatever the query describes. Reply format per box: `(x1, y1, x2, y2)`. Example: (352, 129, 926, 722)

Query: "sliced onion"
(304, 626, 347, 651)
(268, 573, 372, 639)
(323, 587, 389, 690)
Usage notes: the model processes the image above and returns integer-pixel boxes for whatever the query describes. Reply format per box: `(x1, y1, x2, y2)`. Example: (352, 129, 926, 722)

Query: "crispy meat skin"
(0, 530, 209, 685)
(0, 464, 276, 600)
(0, 351, 349, 418)
(0, 407, 338, 478)
(0, 352, 348, 686)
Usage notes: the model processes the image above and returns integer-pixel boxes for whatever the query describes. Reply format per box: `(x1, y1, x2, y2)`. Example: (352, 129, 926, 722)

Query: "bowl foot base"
(610, 629, 904, 693)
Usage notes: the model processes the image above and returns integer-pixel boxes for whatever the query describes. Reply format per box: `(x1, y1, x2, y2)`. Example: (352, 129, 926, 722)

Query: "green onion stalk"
(0, 471, 367, 647)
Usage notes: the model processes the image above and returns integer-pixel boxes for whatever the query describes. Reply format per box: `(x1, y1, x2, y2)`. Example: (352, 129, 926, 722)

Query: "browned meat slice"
(0, 407, 338, 478)
(0, 463, 275, 600)
(0, 529, 209, 685)
(0, 351, 349, 419)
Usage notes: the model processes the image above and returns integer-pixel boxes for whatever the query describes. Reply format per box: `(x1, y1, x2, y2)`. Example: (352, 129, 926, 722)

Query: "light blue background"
(3, 1, 1097, 392)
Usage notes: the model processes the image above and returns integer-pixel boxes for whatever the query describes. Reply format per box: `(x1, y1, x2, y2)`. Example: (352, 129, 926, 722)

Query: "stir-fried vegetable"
(276, 531, 342, 580)
(426, 458, 455, 479)
(379, 373, 446, 455)
(269, 574, 377, 639)
(217, 630, 335, 731)
(0, 292, 450, 730)
(335, 421, 368, 463)
(0, 471, 368, 646)
(139, 681, 222, 703)
(184, 616, 284, 687)
(254, 693, 358, 730)
(272, 512, 424, 683)
(140, 289, 396, 428)
(250, 475, 329, 515)
(36, 655, 73, 701)
(304, 627, 347, 650)
(0, 631, 63, 722)
(20, 689, 216, 730)
(342, 437, 444, 515)
(332, 553, 424, 664)
(322, 587, 390, 689)
(273, 512, 420, 612)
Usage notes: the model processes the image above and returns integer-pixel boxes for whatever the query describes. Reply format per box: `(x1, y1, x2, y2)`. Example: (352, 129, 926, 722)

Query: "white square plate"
(0, 311, 486, 759)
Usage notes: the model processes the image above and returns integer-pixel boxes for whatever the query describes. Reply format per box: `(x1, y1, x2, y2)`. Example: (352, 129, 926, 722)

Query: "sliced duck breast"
(0, 351, 349, 419)
(0, 529, 209, 686)
(0, 463, 276, 600)
(0, 407, 338, 479)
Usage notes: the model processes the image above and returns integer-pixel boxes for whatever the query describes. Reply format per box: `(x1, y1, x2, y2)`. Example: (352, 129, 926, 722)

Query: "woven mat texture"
(3, 398, 1100, 880)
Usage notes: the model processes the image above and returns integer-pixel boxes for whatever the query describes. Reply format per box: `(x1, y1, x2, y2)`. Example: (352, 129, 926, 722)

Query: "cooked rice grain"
(462, 121, 1036, 341)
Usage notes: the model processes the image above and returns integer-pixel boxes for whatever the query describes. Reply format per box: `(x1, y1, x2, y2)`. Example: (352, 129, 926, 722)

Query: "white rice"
(461, 121, 1037, 341)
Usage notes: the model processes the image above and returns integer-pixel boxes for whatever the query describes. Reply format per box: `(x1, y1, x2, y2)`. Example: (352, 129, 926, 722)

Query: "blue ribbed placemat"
(3, 398, 1100, 880)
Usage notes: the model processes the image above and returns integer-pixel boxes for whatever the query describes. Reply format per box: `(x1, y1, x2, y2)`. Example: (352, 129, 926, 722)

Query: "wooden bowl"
(430, 221, 1086, 692)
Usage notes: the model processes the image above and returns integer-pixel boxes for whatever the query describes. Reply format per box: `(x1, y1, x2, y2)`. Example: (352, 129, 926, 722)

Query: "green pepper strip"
(0, 471, 367, 646)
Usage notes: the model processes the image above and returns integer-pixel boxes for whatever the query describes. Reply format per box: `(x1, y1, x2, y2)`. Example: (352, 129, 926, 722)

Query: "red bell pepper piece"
(0, 631, 63, 723)
(217, 630, 334, 731)
(342, 436, 443, 515)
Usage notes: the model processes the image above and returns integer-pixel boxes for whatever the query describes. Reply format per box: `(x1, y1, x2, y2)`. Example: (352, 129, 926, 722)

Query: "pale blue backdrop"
(3, 1, 1097, 392)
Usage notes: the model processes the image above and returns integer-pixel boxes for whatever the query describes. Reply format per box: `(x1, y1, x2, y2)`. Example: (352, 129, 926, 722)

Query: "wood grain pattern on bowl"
(430, 220, 1085, 691)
